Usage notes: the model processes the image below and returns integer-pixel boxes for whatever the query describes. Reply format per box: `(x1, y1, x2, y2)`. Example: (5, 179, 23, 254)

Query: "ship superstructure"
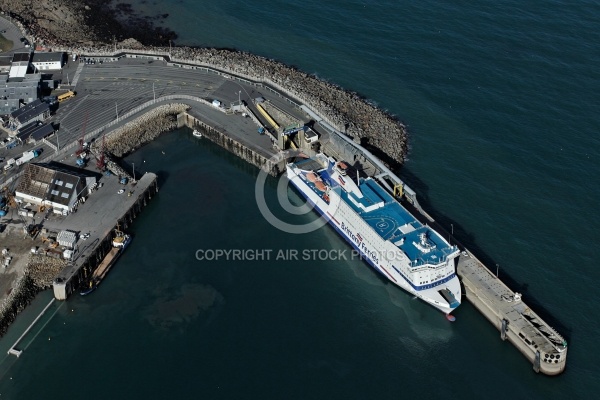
(287, 154, 461, 314)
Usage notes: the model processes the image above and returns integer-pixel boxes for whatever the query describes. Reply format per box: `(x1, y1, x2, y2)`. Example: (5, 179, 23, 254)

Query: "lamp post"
(115, 103, 118, 122)
(234, 82, 252, 102)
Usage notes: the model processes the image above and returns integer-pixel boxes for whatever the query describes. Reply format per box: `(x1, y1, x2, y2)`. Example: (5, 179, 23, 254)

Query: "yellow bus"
(58, 91, 76, 102)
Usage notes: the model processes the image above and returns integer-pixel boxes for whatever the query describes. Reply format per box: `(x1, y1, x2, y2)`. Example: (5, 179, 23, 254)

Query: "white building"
(57, 231, 77, 249)
(8, 52, 30, 79)
(15, 162, 97, 215)
(31, 52, 64, 71)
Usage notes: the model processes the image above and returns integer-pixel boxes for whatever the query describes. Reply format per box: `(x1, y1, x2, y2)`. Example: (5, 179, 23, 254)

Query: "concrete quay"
(51, 171, 158, 299)
(458, 251, 567, 375)
(0, 28, 568, 373)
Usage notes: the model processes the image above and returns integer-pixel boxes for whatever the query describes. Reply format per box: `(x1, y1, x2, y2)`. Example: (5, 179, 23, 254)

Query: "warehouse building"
(31, 52, 64, 71)
(15, 162, 97, 215)
(8, 99, 50, 131)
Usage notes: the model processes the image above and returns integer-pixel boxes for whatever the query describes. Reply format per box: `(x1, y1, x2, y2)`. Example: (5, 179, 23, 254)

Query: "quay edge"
(0, 18, 568, 371)
(458, 251, 567, 375)
(52, 173, 158, 300)
(61, 49, 568, 375)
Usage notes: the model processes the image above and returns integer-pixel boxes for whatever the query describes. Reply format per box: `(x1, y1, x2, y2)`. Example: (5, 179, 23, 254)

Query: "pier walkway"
(458, 251, 567, 375)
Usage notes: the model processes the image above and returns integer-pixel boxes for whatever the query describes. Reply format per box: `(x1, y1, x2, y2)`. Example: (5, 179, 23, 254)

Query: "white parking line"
(70, 62, 85, 87)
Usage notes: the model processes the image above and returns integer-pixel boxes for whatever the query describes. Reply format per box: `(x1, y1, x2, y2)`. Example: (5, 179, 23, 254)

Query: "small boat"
(306, 172, 318, 182)
(193, 129, 202, 138)
(314, 181, 327, 192)
(112, 231, 132, 249)
(80, 279, 98, 296)
(446, 314, 456, 322)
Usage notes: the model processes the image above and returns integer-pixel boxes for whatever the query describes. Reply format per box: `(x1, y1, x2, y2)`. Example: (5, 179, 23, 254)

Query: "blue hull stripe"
(290, 179, 400, 285)
(288, 173, 457, 312)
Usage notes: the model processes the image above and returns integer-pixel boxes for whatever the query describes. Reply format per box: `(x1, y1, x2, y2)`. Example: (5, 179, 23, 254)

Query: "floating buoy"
(446, 314, 456, 322)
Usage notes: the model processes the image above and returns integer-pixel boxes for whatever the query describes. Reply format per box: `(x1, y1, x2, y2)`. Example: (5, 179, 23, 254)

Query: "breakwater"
(0, 255, 68, 338)
(0, 276, 39, 337)
(26, 255, 67, 290)
(43, 44, 407, 169)
(458, 251, 567, 375)
(1, 10, 566, 376)
(97, 103, 189, 157)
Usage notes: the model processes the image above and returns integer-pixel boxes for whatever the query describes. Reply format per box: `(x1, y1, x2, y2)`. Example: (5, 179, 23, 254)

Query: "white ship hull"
(287, 160, 461, 315)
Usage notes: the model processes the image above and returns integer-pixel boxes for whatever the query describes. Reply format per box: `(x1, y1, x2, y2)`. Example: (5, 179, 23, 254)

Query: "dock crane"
(96, 135, 106, 171)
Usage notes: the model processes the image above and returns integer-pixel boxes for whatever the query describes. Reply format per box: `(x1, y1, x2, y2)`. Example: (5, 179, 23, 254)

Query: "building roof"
(16, 121, 54, 142)
(11, 53, 31, 63)
(57, 230, 77, 247)
(8, 64, 27, 79)
(31, 52, 63, 63)
(10, 99, 49, 124)
(8, 53, 31, 80)
(16, 163, 91, 207)
(30, 123, 55, 141)
(0, 75, 40, 115)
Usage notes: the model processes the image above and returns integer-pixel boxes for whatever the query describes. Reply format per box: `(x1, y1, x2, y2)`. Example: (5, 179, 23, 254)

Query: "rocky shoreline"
(1, 1, 408, 169)
(0, 275, 39, 337)
(0, 0, 176, 47)
(0, 2, 410, 338)
(0, 254, 67, 337)
(98, 103, 188, 158)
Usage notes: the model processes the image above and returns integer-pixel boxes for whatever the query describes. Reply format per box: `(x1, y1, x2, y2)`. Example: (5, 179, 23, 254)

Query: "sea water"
(0, 1, 598, 398)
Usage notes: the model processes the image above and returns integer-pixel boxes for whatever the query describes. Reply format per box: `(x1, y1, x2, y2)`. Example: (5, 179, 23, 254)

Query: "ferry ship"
(286, 154, 461, 315)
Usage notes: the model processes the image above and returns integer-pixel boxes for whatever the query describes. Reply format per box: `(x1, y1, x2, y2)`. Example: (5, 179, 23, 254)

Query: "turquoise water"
(1, 1, 599, 398)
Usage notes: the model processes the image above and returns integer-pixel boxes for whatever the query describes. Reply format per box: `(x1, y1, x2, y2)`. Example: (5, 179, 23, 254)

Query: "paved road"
(53, 58, 305, 141)
(1, 55, 313, 188)
(0, 15, 27, 55)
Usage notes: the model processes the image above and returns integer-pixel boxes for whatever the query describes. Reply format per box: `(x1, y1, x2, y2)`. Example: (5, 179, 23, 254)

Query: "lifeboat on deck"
(335, 161, 349, 176)
(314, 181, 326, 192)
(306, 172, 318, 182)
